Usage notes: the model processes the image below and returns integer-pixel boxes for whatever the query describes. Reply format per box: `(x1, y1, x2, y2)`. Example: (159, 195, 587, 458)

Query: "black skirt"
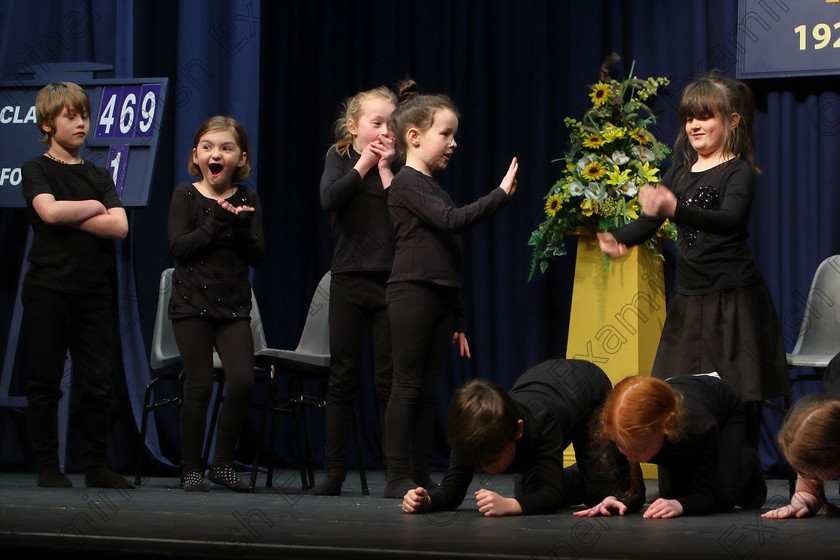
(651, 280, 790, 401)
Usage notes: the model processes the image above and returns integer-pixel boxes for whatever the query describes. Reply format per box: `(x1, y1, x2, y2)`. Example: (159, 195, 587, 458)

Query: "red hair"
(601, 375, 683, 452)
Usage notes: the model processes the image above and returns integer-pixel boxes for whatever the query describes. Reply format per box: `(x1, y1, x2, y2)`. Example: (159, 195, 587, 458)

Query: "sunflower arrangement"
(528, 67, 676, 280)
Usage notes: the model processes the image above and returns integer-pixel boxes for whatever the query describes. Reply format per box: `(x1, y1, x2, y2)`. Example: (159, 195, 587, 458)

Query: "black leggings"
(323, 272, 392, 474)
(173, 317, 254, 473)
(384, 281, 458, 482)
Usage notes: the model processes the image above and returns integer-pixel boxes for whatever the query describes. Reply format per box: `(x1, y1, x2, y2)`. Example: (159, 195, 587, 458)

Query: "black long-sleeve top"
(319, 146, 394, 274)
(387, 166, 509, 289)
(167, 182, 264, 321)
(651, 374, 745, 516)
(427, 359, 641, 515)
(612, 159, 761, 295)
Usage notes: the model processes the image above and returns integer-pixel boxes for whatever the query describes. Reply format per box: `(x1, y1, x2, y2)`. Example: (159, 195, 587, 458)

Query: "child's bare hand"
(371, 133, 396, 168)
(761, 491, 820, 519)
(402, 487, 432, 514)
(475, 489, 521, 517)
(643, 498, 683, 519)
(597, 232, 627, 258)
(573, 496, 627, 517)
(638, 183, 676, 218)
(452, 332, 471, 358)
(217, 199, 254, 215)
(499, 157, 518, 195)
(356, 141, 381, 172)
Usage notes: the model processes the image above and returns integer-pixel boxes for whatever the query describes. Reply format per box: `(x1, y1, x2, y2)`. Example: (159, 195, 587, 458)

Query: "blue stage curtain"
(1, 0, 838, 477)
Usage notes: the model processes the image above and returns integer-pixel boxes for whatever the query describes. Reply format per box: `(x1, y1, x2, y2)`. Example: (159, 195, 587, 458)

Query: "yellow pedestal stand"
(563, 234, 666, 479)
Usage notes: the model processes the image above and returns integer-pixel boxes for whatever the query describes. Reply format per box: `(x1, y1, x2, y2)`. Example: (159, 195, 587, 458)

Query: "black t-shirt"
(21, 156, 123, 294)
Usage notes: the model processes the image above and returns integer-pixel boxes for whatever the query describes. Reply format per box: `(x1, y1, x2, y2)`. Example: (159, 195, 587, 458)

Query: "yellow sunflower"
(590, 83, 612, 106)
(581, 161, 607, 181)
(545, 194, 563, 217)
(582, 134, 604, 148)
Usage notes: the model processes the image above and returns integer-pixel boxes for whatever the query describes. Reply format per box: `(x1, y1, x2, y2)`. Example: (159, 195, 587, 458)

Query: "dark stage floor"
(1, 469, 838, 559)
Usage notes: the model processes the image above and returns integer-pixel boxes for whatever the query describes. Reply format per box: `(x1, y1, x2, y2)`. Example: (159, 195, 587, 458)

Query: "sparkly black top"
(167, 182, 264, 321)
(612, 159, 761, 295)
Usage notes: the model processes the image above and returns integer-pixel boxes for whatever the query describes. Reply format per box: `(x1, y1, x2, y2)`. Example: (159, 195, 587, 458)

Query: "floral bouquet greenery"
(528, 65, 676, 280)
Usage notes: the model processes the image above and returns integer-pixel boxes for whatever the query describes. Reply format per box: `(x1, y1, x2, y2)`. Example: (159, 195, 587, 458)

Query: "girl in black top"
(762, 395, 840, 519)
(598, 74, 788, 443)
(382, 79, 518, 498)
(578, 374, 766, 518)
(310, 86, 397, 495)
(168, 116, 264, 492)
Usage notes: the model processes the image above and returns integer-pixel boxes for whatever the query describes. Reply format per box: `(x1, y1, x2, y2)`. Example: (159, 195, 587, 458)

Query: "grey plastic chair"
(785, 255, 840, 378)
(764, 255, 840, 495)
(251, 271, 369, 495)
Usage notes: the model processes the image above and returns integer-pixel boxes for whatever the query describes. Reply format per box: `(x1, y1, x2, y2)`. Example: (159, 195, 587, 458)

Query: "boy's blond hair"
(35, 82, 91, 145)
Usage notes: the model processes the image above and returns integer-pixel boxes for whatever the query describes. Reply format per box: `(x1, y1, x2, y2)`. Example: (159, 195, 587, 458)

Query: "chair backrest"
(249, 288, 268, 354)
(294, 271, 332, 357)
(151, 268, 265, 370)
(790, 255, 840, 357)
(150, 268, 180, 370)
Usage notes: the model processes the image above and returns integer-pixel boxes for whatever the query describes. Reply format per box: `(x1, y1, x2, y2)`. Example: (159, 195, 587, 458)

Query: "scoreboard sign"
(737, 0, 840, 79)
(0, 69, 168, 208)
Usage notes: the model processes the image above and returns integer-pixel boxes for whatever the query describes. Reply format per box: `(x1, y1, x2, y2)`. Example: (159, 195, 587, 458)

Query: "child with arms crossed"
(311, 86, 397, 495)
(21, 82, 131, 488)
(168, 116, 264, 492)
(578, 374, 766, 518)
(598, 73, 788, 445)
(402, 359, 642, 516)
(383, 79, 517, 497)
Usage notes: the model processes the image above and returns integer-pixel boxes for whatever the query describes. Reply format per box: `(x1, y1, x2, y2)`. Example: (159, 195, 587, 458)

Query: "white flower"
(632, 146, 655, 163)
(584, 182, 607, 202)
(618, 180, 638, 197)
(568, 180, 584, 196)
(611, 150, 629, 165)
(576, 154, 596, 172)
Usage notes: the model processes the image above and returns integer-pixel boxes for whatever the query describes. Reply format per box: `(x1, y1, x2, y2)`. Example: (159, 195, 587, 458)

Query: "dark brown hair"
(188, 115, 251, 182)
(446, 379, 519, 466)
(674, 72, 759, 173)
(391, 78, 460, 154)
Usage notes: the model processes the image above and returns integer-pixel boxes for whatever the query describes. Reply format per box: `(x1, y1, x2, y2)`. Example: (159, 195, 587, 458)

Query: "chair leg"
(249, 372, 275, 492)
(352, 409, 369, 496)
(135, 386, 154, 486)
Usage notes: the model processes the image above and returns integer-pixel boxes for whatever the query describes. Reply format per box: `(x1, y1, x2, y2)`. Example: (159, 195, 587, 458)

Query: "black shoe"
(37, 465, 73, 488)
(85, 467, 135, 489)
(307, 476, 344, 496)
(208, 465, 250, 492)
(182, 471, 209, 492)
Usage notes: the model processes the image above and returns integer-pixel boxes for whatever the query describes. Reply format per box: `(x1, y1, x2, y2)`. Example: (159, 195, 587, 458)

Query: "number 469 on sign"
(95, 85, 161, 139)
